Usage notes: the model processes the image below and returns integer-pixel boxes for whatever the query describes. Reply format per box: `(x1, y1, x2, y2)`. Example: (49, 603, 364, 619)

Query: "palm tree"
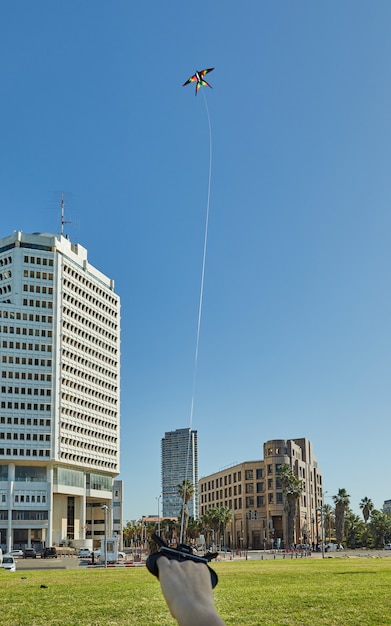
(359, 497, 374, 525)
(359, 497, 374, 547)
(322, 504, 334, 544)
(177, 479, 195, 543)
(344, 511, 364, 549)
(278, 464, 303, 547)
(368, 510, 391, 548)
(332, 488, 350, 545)
(201, 508, 219, 549)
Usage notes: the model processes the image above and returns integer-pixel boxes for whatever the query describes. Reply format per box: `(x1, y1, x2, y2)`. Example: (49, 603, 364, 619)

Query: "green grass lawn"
(1, 558, 390, 625)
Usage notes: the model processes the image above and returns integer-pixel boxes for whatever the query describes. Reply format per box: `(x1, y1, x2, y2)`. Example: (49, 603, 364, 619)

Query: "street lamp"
(101, 505, 108, 568)
(156, 495, 162, 536)
(316, 507, 325, 559)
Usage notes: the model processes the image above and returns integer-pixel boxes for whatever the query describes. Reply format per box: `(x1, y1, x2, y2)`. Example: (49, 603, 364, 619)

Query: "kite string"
(180, 91, 212, 544)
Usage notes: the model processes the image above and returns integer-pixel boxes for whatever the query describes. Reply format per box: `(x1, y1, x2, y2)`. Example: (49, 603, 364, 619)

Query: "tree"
(359, 497, 374, 525)
(278, 464, 303, 547)
(322, 504, 334, 544)
(177, 479, 195, 543)
(201, 508, 219, 549)
(332, 488, 350, 545)
(217, 506, 232, 548)
(368, 510, 391, 548)
(344, 511, 364, 549)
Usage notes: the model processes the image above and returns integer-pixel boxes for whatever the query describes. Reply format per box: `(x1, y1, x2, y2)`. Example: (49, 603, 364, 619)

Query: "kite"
(183, 68, 214, 95)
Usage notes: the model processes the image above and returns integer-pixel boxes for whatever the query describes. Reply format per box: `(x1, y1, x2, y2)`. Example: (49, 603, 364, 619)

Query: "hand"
(157, 556, 225, 626)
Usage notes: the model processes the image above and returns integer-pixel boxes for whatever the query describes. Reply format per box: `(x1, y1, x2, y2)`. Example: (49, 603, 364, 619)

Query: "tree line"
(122, 476, 391, 550)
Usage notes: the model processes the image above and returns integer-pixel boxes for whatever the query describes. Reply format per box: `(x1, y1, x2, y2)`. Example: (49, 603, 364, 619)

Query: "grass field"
(0, 557, 390, 625)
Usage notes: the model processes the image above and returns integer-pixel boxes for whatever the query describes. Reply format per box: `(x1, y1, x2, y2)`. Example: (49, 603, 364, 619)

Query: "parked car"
(78, 548, 91, 558)
(42, 547, 57, 558)
(385, 543, 391, 550)
(23, 548, 37, 559)
(9, 549, 24, 558)
(1, 555, 16, 572)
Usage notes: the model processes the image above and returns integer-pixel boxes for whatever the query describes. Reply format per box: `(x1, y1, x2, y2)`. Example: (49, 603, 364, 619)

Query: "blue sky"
(1, 1, 391, 521)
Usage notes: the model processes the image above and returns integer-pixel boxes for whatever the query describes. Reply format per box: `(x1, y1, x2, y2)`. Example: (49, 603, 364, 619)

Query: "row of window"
(0, 510, 48, 521)
(63, 330, 117, 358)
(1, 326, 53, 337)
(0, 448, 50, 457)
(61, 378, 116, 405)
(1, 356, 52, 367)
(201, 468, 264, 492)
(0, 402, 51, 411)
(0, 285, 11, 295)
(0, 270, 11, 280)
(63, 319, 117, 346)
(22, 298, 53, 308)
(200, 495, 280, 517)
(64, 278, 117, 317)
(63, 303, 118, 333)
(23, 255, 53, 266)
(62, 350, 117, 380)
(63, 287, 118, 323)
(60, 409, 117, 431)
(61, 392, 117, 416)
(0, 433, 50, 442)
(0, 255, 12, 266)
(23, 270, 53, 280)
(64, 264, 117, 307)
(14, 494, 47, 504)
(60, 450, 118, 470)
(200, 480, 280, 504)
(62, 364, 117, 389)
(0, 311, 53, 323)
(1, 340, 52, 351)
(2, 371, 52, 381)
(23, 284, 53, 294)
(61, 422, 117, 442)
(0, 417, 51, 426)
(1, 386, 51, 396)
(60, 437, 116, 456)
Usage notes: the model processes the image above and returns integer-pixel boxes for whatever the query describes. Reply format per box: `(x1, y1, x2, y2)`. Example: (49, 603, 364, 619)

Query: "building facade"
(0, 231, 120, 552)
(161, 428, 198, 519)
(199, 438, 323, 549)
(383, 500, 391, 514)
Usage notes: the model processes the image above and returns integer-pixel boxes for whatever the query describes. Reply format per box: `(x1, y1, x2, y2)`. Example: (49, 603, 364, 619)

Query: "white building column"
(7, 463, 15, 553)
(47, 466, 53, 547)
(81, 474, 87, 540)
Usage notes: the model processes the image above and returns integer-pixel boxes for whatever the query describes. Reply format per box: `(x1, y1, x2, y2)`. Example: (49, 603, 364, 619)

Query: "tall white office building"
(0, 231, 120, 551)
(161, 428, 198, 519)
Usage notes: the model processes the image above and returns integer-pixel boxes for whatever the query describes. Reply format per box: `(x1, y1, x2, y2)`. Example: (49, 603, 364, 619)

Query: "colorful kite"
(183, 68, 214, 95)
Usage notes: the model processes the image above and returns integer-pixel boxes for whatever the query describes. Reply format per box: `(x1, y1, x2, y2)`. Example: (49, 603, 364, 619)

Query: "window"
(245, 469, 253, 480)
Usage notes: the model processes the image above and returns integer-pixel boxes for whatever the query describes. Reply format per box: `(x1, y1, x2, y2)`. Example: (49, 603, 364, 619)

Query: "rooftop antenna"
(60, 193, 72, 237)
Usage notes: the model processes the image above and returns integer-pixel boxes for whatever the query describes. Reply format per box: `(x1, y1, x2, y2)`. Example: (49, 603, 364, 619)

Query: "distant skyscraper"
(161, 428, 198, 519)
(0, 231, 120, 552)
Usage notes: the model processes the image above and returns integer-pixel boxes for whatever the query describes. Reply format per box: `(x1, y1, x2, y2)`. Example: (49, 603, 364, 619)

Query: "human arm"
(157, 556, 226, 626)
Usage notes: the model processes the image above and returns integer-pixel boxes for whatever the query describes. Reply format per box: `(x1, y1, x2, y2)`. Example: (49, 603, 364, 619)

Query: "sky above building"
(1, 1, 390, 521)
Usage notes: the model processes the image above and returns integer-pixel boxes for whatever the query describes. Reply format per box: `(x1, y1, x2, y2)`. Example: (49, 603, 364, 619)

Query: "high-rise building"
(161, 428, 198, 519)
(199, 438, 323, 549)
(0, 231, 120, 552)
